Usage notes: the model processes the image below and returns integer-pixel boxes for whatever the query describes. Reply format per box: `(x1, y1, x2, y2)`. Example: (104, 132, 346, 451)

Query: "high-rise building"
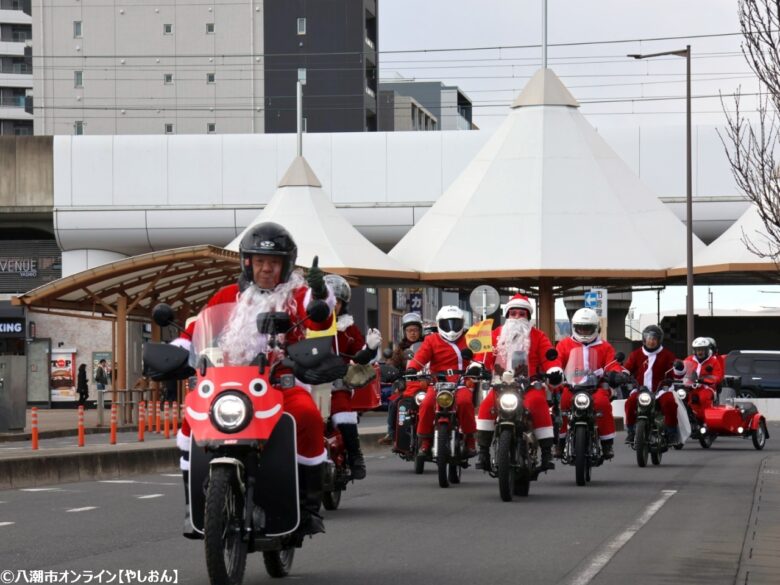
(378, 80, 474, 130)
(263, 0, 377, 133)
(0, 0, 33, 135)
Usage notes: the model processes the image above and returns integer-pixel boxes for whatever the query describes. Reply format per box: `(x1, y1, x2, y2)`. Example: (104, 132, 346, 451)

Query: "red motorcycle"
(676, 370, 769, 450)
(145, 301, 339, 585)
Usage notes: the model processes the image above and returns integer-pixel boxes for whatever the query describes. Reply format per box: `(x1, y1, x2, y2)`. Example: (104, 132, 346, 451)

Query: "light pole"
(628, 45, 693, 348)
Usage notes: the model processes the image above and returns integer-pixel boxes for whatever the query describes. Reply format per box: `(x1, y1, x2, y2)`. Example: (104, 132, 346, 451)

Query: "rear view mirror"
(306, 300, 331, 324)
(257, 311, 292, 335)
(382, 348, 393, 359)
(545, 348, 558, 361)
(615, 352, 625, 364)
(152, 303, 175, 327)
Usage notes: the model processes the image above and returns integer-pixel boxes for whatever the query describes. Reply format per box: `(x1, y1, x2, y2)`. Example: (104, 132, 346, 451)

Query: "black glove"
(547, 370, 563, 386)
(690, 393, 700, 405)
(404, 368, 417, 377)
(306, 256, 328, 300)
(607, 371, 619, 387)
(293, 355, 348, 385)
(673, 360, 685, 372)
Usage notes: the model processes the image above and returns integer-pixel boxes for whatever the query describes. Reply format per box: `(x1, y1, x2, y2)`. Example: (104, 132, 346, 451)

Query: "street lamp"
(628, 45, 693, 349)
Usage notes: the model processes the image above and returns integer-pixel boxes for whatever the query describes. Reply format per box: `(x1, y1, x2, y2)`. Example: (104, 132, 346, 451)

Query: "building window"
(163, 23, 173, 35)
(73, 21, 82, 38)
(164, 123, 174, 134)
(74, 121, 84, 135)
(206, 22, 215, 34)
(297, 18, 306, 35)
(206, 73, 215, 84)
(303, 117, 307, 132)
(207, 123, 216, 133)
(297, 68, 306, 85)
(164, 73, 173, 84)
(74, 70, 83, 88)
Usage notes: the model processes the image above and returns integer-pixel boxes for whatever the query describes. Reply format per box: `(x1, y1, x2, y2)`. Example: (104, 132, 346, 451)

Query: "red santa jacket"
(479, 325, 561, 375)
(624, 346, 677, 392)
(407, 332, 471, 381)
(556, 336, 622, 383)
(684, 354, 724, 387)
(334, 323, 365, 365)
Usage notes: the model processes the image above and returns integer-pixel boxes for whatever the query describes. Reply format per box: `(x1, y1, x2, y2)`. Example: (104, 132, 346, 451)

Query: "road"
(0, 427, 776, 585)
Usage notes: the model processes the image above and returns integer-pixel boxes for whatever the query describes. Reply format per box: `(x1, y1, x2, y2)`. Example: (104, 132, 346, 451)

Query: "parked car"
(725, 350, 780, 398)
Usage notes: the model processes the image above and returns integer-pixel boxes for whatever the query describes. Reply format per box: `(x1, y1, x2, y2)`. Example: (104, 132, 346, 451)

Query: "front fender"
(209, 457, 246, 493)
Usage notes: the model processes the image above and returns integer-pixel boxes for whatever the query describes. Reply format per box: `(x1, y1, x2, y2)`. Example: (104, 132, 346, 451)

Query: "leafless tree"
(721, 0, 780, 262)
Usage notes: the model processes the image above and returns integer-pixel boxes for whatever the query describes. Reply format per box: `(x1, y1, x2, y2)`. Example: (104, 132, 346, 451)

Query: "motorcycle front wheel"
(322, 488, 342, 511)
(574, 426, 588, 486)
(752, 420, 767, 450)
(497, 428, 515, 502)
(204, 466, 248, 585)
(635, 420, 649, 468)
(263, 548, 295, 578)
(436, 426, 451, 488)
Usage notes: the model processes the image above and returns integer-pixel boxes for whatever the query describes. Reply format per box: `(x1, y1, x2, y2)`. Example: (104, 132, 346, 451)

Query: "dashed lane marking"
(136, 494, 164, 499)
(0, 522, 14, 527)
(66, 507, 97, 513)
(19, 488, 62, 492)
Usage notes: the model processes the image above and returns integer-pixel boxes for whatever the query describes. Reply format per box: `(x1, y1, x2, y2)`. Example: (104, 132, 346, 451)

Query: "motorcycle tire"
(437, 427, 451, 488)
(448, 462, 461, 484)
(635, 420, 649, 468)
(752, 420, 767, 450)
(263, 548, 295, 578)
(673, 443, 684, 450)
(651, 443, 662, 466)
(322, 488, 342, 511)
(497, 428, 514, 502)
(574, 426, 588, 487)
(513, 438, 530, 497)
(204, 466, 248, 585)
(699, 434, 715, 449)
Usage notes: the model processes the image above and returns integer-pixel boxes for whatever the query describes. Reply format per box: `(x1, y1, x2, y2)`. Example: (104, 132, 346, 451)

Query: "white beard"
(496, 318, 532, 370)
(219, 270, 305, 365)
(336, 314, 354, 332)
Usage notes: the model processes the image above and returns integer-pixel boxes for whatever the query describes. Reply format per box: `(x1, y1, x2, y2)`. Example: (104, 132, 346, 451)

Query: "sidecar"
(695, 390, 769, 450)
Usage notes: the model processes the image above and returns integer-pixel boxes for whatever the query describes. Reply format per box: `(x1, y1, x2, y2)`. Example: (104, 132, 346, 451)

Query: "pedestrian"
(95, 359, 108, 390)
(162, 379, 178, 403)
(77, 364, 89, 408)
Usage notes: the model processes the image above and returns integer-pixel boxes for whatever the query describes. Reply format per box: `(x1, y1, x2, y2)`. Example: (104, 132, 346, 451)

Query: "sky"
(379, 0, 780, 322)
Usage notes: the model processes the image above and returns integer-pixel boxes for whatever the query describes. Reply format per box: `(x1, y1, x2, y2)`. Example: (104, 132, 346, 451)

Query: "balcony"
(0, 9, 31, 25)
(0, 104, 31, 120)
(0, 71, 31, 87)
(0, 40, 24, 57)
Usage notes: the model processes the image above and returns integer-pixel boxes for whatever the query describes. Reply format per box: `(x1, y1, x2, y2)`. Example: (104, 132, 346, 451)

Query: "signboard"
(392, 289, 410, 311)
(0, 317, 25, 338)
(409, 290, 423, 313)
(584, 288, 607, 318)
(92, 351, 113, 388)
(50, 349, 77, 402)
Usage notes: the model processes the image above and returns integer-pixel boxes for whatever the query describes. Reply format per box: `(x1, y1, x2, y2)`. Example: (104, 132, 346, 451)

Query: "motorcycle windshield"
(190, 302, 257, 367)
(563, 345, 600, 386)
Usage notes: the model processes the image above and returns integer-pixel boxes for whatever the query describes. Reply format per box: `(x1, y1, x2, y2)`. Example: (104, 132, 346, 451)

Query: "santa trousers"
(476, 387, 554, 439)
(416, 387, 477, 436)
(559, 386, 616, 440)
(624, 391, 678, 427)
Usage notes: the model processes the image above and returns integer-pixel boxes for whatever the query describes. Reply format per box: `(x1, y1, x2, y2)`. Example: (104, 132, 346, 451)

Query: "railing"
(365, 36, 375, 50)
(0, 95, 24, 107)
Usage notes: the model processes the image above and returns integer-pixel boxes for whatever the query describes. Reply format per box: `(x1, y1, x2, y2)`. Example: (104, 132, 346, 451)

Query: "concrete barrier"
(612, 398, 780, 422)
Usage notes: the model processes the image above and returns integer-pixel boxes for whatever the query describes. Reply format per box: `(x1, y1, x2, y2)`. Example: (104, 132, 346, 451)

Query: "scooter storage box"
(394, 397, 415, 453)
(351, 365, 381, 411)
(704, 406, 743, 434)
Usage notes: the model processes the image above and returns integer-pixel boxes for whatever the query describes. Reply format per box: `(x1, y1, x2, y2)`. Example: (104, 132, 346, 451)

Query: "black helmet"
(239, 222, 298, 286)
(641, 324, 663, 351)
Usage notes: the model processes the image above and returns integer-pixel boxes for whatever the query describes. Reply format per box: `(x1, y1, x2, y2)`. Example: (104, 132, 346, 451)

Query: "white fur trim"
(179, 456, 190, 471)
(476, 419, 496, 431)
(534, 426, 554, 440)
(332, 411, 358, 425)
(546, 367, 563, 375)
(176, 429, 191, 452)
(599, 432, 617, 440)
(297, 448, 328, 466)
(170, 338, 191, 351)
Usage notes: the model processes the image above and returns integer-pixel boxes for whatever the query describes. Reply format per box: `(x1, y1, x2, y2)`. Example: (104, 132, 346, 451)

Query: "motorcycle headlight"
(699, 426, 707, 435)
(211, 393, 249, 433)
(436, 390, 455, 408)
(676, 389, 687, 400)
(499, 392, 520, 412)
(414, 391, 427, 406)
(574, 393, 591, 410)
(637, 392, 653, 407)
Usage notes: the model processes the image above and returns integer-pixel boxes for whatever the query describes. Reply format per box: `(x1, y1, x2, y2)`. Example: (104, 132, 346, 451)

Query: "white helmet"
(324, 274, 351, 303)
(436, 305, 465, 343)
(503, 294, 533, 319)
(692, 337, 712, 360)
(571, 308, 600, 344)
(401, 312, 423, 330)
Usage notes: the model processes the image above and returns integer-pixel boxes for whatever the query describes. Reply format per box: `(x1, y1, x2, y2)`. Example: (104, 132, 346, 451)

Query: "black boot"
(297, 464, 325, 537)
(182, 471, 198, 539)
(338, 423, 366, 480)
(601, 439, 614, 460)
(538, 437, 556, 471)
(476, 430, 493, 470)
(554, 437, 565, 459)
(625, 425, 635, 444)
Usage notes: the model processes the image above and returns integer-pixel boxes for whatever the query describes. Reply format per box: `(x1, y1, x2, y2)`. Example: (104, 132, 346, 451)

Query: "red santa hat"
(503, 294, 533, 318)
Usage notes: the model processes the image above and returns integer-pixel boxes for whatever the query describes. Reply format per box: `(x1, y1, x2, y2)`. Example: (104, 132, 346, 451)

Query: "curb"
(0, 426, 137, 443)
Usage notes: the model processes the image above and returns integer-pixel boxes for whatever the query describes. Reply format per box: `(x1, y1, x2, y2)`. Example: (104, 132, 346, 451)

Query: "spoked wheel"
(322, 488, 342, 511)
(635, 420, 649, 468)
(497, 428, 514, 502)
(263, 548, 295, 578)
(204, 466, 248, 585)
(574, 426, 588, 487)
(752, 420, 767, 450)
(699, 434, 715, 449)
(436, 427, 451, 488)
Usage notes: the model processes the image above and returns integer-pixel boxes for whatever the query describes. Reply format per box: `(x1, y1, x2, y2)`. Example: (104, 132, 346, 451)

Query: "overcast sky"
(379, 1, 780, 324)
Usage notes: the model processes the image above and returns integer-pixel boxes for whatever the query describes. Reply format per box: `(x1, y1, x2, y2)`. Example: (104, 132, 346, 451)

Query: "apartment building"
(379, 80, 474, 130)
(0, 0, 32, 135)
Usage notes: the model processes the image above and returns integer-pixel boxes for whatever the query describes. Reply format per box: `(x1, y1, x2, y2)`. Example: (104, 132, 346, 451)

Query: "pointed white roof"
(227, 156, 416, 280)
(389, 68, 703, 280)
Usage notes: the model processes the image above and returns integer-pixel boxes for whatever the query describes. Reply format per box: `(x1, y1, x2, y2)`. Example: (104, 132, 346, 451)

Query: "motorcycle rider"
(623, 324, 680, 444)
(675, 336, 723, 423)
(474, 294, 563, 472)
(378, 312, 423, 445)
(323, 274, 382, 480)
(405, 305, 478, 459)
(174, 222, 336, 538)
(556, 308, 622, 460)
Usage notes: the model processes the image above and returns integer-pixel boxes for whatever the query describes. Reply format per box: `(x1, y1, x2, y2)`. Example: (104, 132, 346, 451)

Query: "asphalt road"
(0, 426, 776, 585)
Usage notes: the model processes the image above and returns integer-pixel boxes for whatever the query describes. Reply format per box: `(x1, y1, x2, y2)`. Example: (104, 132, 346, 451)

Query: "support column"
(379, 287, 392, 347)
(116, 295, 128, 423)
(150, 322, 161, 406)
(538, 278, 555, 341)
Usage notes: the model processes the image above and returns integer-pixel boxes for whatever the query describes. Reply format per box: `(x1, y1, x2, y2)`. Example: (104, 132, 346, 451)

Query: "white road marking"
(0, 522, 14, 527)
(566, 490, 677, 585)
(100, 480, 137, 484)
(66, 507, 97, 513)
(19, 488, 62, 492)
(161, 474, 181, 477)
(137, 494, 164, 499)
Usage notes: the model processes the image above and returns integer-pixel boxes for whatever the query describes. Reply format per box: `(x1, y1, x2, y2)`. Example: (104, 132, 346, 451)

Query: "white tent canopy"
(389, 68, 703, 282)
(227, 156, 416, 281)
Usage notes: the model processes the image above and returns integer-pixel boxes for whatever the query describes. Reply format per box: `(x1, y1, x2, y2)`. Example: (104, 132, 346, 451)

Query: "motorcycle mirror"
(545, 348, 559, 361)
(382, 347, 393, 359)
(256, 312, 292, 335)
(152, 303, 176, 328)
(674, 359, 685, 371)
(306, 299, 331, 324)
(461, 348, 474, 361)
(615, 352, 626, 364)
(403, 349, 415, 361)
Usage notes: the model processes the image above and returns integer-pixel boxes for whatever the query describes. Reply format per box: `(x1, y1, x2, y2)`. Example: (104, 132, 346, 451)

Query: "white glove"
(365, 328, 382, 350)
